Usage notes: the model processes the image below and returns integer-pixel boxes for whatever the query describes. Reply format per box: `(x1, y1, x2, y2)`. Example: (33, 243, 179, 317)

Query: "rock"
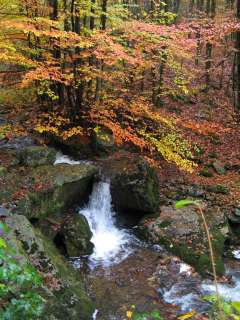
(2, 214, 94, 319)
(105, 152, 160, 214)
(62, 214, 93, 256)
(16, 163, 97, 219)
(212, 160, 226, 175)
(208, 152, 218, 159)
(205, 184, 229, 194)
(0, 206, 11, 217)
(0, 135, 35, 150)
(92, 126, 115, 153)
(0, 166, 7, 177)
(235, 208, 240, 217)
(43, 132, 92, 158)
(140, 205, 228, 276)
(17, 146, 57, 167)
(197, 109, 211, 120)
(199, 167, 213, 177)
(227, 207, 240, 224)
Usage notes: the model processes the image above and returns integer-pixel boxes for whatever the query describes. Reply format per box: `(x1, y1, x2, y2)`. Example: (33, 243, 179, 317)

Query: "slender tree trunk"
(233, 0, 240, 120)
(90, 0, 95, 30)
(101, 0, 107, 30)
(205, 42, 212, 92)
(205, 0, 215, 92)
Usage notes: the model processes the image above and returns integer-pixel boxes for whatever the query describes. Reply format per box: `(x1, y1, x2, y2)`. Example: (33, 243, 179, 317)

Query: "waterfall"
(81, 181, 132, 267)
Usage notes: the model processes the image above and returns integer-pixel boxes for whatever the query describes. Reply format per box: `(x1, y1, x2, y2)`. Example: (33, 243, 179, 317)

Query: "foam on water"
(54, 152, 81, 165)
(81, 181, 132, 267)
(92, 309, 98, 320)
(179, 263, 192, 274)
(163, 284, 201, 312)
(202, 271, 240, 301)
(233, 250, 240, 260)
(163, 266, 240, 313)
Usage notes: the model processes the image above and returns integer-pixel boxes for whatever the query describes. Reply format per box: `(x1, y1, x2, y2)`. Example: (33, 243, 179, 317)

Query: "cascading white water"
(81, 181, 132, 267)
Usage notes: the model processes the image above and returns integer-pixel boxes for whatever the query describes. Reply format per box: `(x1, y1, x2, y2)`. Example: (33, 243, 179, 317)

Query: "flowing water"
(81, 181, 134, 268)
(55, 153, 240, 319)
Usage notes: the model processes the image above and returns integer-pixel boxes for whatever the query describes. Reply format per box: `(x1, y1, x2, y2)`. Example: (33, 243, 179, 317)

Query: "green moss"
(206, 184, 229, 194)
(158, 220, 172, 228)
(18, 190, 62, 219)
(0, 166, 7, 177)
(35, 229, 94, 320)
(208, 152, 218, 159)
(199, 167, 214, 177)
(157, 234, 225, 276)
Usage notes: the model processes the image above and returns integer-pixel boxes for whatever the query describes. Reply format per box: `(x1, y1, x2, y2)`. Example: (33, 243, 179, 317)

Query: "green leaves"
(204, 295, 240, 319)
(232, 302, 240, 314)
(175, 199, 200, 209)
(0, 237, 7, 249)
(0, 223, 44, 320)
(132, 309, 165, 320)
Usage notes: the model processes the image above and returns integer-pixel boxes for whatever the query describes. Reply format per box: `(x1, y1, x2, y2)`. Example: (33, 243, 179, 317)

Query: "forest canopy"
(0, 0, 240, 172)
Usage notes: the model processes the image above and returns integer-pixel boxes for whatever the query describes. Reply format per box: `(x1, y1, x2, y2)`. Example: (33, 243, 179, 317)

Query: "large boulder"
(2, 214, 94, 320)
(102, 152, 160, 215)
(62, 214, 94, 256)
(16, 163, 97, 220)
(17, 146, 57, 167)
(140, 204, 229, 276)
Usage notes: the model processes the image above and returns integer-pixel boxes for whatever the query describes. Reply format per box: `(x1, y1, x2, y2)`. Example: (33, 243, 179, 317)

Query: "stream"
(55, 154, 240, 319)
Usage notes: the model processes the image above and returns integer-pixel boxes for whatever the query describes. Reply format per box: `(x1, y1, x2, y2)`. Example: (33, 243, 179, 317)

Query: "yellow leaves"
(177, 310, 196, 320)
(0, 51, 35, 67)
(130, 98, 175, 129)
(0, 124, 26, 139)
(35, 113, 84, 141)
(126, 310, 133, 318)
(140, 130, 197, 172)
(62, 126, 84, 140)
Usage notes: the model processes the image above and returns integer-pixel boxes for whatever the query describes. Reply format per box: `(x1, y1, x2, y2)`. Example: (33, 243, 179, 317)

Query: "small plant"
(0, 222, 45, 319)
(175, 199, 222, 318)
(126, 305, 165, 319)
(204, 295, 240, 320)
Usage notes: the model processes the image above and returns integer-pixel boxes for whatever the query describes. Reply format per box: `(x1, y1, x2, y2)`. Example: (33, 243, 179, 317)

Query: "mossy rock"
(62, 214, 94, 256)
(0, 166, 7, 177)
(212, 160, 226, 175)
(206, 184, 229, 194)
(199, 167, 214, 177)
(107, 153, 160, 214)
(17, 146, 57, 167)
(16, 163, 97, 220)
(3, 214, 94, 320)
(140, 205, 228, 276)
